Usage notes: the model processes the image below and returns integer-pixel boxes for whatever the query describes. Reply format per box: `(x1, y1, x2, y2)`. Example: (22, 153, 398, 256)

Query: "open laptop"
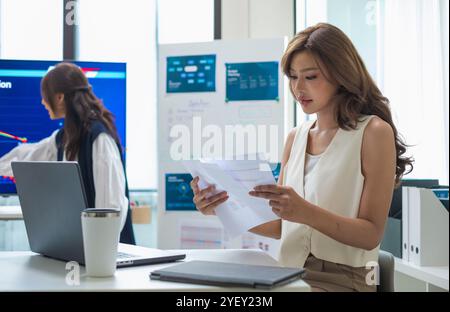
(11, 161, 185, 267)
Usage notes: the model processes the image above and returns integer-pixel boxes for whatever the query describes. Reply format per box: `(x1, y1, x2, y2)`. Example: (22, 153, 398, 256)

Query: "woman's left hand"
(249, 184, 311, 223)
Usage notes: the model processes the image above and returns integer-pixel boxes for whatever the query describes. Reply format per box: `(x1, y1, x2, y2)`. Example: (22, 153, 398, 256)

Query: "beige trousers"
(302, 254, 377, 292)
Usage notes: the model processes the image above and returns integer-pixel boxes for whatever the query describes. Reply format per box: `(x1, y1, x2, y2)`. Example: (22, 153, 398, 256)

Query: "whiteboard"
(157, 38, 288, 250)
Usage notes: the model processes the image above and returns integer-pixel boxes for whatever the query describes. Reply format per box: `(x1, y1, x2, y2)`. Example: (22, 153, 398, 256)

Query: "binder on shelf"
(402, 187, 449, 267)
(381, 179, 439, 259)
(402, 187, 410, 261)
(408, 188, 422, 265)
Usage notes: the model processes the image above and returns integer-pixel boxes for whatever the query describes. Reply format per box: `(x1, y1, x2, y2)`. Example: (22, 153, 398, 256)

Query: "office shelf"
(395, 257, 449, 291)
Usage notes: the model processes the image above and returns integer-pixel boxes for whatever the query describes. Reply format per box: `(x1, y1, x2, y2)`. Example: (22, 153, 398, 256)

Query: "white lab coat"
(0, 130, 128, 230)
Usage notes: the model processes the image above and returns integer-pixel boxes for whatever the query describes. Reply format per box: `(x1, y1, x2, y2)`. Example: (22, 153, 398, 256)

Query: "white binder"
(403, 187, 449, 266)
(408, 188, 421, 265)
(401, 187, 410, 261)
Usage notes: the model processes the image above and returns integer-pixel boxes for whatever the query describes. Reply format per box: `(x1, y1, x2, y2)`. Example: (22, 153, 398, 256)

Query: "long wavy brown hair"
(281, 23, 413, 185)
(41, 62, 121, 161)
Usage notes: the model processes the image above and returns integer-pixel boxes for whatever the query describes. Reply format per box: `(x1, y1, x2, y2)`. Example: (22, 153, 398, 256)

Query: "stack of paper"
(183, 157, 279, 238)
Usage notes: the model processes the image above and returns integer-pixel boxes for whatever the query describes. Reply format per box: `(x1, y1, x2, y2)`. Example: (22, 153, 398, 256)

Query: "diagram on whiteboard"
(165, 173, 196, 211)
(225, 61, 279, 102)
(166, 54, 216, 93)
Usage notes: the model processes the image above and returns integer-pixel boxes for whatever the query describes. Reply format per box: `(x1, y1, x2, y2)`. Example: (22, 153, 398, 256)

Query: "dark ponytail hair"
(41, 62, 121, 161)
(281, 23, 414, 186)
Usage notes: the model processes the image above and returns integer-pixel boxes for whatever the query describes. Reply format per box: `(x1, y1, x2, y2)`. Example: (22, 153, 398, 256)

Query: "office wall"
(222, 0, 294, 40)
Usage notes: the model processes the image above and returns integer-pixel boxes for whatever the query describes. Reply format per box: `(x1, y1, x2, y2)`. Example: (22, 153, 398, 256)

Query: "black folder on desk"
(149, 260, 305, 289)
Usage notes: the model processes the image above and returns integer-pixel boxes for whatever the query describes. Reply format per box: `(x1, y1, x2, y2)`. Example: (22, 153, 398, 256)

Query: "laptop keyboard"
(117, 252, 136, 259)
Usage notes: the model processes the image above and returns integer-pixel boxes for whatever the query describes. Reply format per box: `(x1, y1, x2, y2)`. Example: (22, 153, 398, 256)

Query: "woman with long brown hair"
(191, 23, 413, 291)
(0, 62, 135, 244)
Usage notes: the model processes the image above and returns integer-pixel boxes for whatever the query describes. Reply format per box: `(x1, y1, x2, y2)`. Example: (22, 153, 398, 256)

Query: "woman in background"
(0, 62, 135, 244)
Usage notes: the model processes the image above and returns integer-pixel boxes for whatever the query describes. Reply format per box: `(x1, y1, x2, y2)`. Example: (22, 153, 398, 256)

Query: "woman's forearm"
(0, 146, 24, 176)
(302, 202, 380, 251)
(0, 132, 57, 176)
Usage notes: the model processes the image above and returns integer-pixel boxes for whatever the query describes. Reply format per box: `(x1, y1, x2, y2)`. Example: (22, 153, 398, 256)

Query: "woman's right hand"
(190, 176, 229, 215)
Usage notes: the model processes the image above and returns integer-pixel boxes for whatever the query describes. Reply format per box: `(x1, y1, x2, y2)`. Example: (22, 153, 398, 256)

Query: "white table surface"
(0, 244, 310, 292)
(0, 205, 22, 220)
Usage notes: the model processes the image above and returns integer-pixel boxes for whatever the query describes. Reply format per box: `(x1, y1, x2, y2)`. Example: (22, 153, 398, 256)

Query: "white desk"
(0, 244, 310, 292)
(0, 205, 22, 220)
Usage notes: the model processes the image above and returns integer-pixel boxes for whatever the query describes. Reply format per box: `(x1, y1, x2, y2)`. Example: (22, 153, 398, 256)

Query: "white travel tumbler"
(81, 208, 121, 277)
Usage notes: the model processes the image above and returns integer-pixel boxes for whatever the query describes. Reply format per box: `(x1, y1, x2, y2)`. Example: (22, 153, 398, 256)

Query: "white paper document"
(183, 157, 279, 238)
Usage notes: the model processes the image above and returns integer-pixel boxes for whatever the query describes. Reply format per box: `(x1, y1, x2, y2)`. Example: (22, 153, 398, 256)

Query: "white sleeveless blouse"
(278, 115, 379, 268)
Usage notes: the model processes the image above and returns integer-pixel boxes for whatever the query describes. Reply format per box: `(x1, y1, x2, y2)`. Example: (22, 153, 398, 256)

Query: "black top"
(56, 121, 135, 244)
